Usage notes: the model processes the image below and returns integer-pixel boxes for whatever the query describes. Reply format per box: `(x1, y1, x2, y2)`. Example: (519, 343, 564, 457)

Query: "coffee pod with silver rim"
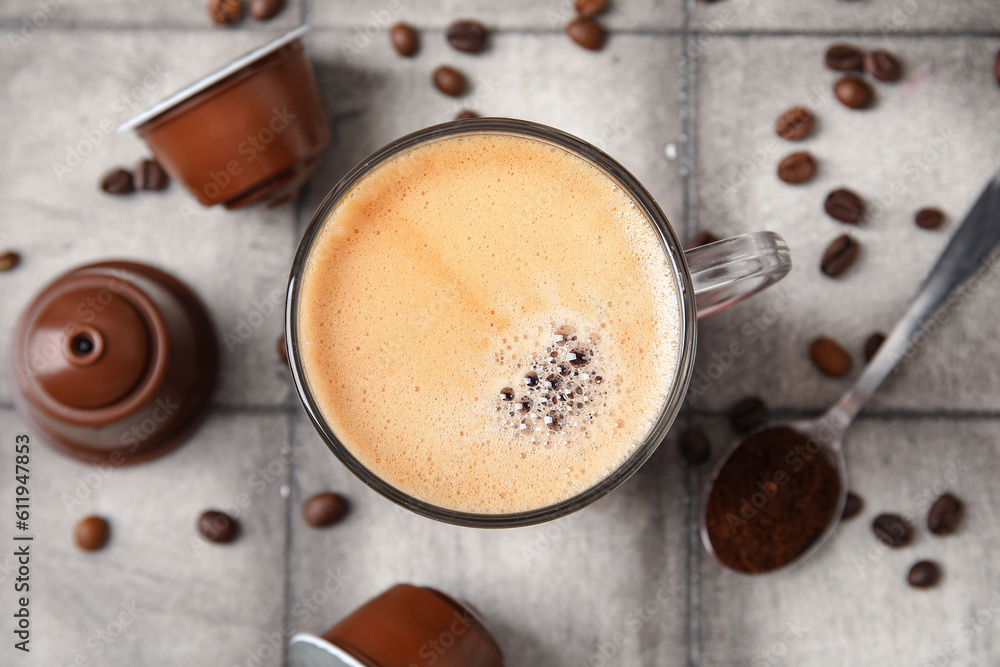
(288, 584, 504, 667)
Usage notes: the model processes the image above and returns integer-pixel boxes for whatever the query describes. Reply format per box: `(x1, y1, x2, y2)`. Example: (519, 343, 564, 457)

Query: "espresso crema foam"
(298, 132, 682, 514)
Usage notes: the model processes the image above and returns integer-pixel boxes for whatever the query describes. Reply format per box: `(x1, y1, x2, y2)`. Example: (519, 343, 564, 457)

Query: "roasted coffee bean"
(678, 428, 711, 465)
(198, 510, 237, 543)
(454, 109, 480, 120)
(566, 18, 605, 51)
(74, 516, 111, 551)
(834, 76, 874, 110)
(907, 560, 942, 588)
(433, 66, 466, 96)
(0, 251, 20, 272)
(821, 235, 860, 277)
(302, 492, 347, 527)
(915, 207, 945, 230)
(864, 332, 886, 362)
(777, 151, 817, 184)
(824, 188, 865, 224)
(872, 513, 912, 548)
(927, 493, 963, 536)
(841, 492, 863, 520)
(864, 49, 902, 82)
(728, 396, 768, 433)
(810, 337, 853, 377)
(574, 0, 607, 18)
(135, 159, 169, 191)
(101, 168, 134, 195)
(249, 0, 283, 20)
(775, 106, 814, 141)
(277, 335, 289, 365)
(688, 230, 720, 249)
(207, 0, 243, 25)
(390, 22, 419, 57)
(446, 20, 487, 53)
(825, 43, 863, 71)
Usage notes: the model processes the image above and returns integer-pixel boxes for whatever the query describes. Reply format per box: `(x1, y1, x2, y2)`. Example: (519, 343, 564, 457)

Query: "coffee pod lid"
(14, 269, 168, 424)
(288, 634, 368, 667)
(118, 25, 310, 133)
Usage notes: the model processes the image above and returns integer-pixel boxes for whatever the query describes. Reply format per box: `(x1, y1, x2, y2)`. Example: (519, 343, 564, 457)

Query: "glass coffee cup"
(286, 118, 791, 528)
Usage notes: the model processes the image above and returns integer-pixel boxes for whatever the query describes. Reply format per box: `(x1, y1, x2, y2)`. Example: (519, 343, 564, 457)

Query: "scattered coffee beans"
(454, 109, 480, 120)
(446, 20, 487, 53)
(688, 230, 720, 249)
(915, 207, 945, 230)
(136, 159, 169, 191)
(842, 492, 863, 520)
(74, 516, 111, 551)
(303, 492, 348, 527)
(566, 18, 605, 51)
(249, 0, 284, 21)
(864, 49, 902, 82)
(824, 188, 865, 223)
(574, 0, 607, 18)
(0, 251, 20, 272)
(810, 337, 852, 377)
(821, 235, 860, 277)
(705, 427, 842, 573)
(433, 66, 467, 96)
(728, 396, 768, 433)
(390, 23, 419, 57)
(775, 106, 814, 141)
(872, 513, 912, 548)
(678, 428, 711, 465)
(907, 560, 942, 588)
(101, 168, 135, 195)
(198, 510, 238, 543)
(927, 493, 963, 536)
(834, 76, 874, 110)
(863, 332, 886, 362)
(825, 43, 863, 71)
(208, 0, 243, 25)
(777, 151, 817, 184)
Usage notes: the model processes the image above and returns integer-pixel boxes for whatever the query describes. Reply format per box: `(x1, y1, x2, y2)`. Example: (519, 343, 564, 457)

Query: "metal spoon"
(701, 169, 1000, 574)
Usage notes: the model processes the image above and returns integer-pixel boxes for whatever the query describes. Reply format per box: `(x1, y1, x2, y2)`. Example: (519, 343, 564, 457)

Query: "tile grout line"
(280, 410, 297, 667)
(1, 21, 998, 39)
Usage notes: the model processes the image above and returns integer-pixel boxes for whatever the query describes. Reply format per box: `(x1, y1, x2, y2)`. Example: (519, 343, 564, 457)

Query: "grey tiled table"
(1, 2, 999, 666)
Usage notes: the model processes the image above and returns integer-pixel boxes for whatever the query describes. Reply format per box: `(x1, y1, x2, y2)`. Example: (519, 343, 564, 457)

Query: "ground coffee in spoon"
(705, 426, 842, 574)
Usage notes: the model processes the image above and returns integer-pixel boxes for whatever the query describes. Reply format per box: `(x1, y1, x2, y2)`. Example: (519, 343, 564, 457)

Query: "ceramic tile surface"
(0, 1, 998, 666)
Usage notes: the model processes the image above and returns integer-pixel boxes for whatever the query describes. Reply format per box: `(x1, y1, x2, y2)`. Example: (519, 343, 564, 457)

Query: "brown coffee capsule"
(11, 261, 217, 465)
(289, 584, 505, 666)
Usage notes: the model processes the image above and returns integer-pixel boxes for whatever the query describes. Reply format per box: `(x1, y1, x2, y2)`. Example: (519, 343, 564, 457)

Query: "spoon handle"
(826, 170, 1000, 430)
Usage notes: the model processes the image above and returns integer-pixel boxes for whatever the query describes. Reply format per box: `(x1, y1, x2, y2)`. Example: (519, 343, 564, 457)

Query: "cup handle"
(685, 232, 792, 319)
